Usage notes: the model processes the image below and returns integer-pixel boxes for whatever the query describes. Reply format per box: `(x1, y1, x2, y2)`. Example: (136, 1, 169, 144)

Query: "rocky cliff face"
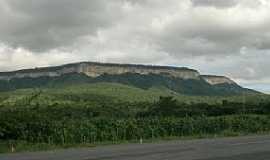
(0, 62, 201, 81)
(201, 75, 236, 85)
(0, 62, 238, 86)
(79, 63, 200, 80)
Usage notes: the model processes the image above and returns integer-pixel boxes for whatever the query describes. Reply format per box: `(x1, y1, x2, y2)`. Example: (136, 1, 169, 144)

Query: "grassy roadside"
(1, 131, 270, 154)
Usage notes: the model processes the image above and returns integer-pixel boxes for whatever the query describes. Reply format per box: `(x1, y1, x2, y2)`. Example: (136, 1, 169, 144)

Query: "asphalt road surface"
(1, 135, 270, 160)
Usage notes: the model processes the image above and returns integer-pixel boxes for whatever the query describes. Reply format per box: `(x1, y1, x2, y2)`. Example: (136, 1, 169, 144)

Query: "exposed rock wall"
(0, 62, 238, 86)
(0, 62, 201, 80)
(79, 63, 200, 80)
(201, 75, 236, 85)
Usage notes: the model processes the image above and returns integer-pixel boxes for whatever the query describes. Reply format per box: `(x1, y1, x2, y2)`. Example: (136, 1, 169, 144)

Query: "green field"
(0, 82, 270, 153)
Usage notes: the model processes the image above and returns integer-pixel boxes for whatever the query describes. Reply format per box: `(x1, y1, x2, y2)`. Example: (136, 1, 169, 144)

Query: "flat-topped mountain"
(0, 62, 258, 95)
(0, 62, 200, 80)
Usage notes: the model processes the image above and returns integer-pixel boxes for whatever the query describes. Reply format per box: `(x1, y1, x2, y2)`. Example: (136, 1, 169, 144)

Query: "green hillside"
(0, 81, 268, 106)
(0, 72, 258, 96)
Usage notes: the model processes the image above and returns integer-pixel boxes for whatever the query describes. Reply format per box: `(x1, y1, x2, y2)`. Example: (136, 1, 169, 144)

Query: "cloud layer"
(0, 0, 270, 92)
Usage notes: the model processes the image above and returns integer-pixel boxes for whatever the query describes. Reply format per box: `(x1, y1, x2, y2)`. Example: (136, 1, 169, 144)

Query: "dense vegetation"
(0, 73, 257, 95)
(0, 82, 269, 153)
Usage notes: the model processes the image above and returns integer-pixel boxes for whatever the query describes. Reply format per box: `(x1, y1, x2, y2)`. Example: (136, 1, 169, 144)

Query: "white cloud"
(0, 43, 84, 71)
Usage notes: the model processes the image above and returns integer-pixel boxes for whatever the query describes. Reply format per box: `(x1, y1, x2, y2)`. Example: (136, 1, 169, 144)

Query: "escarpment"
(0, 62, 259, 95)
(0, 62, 201, 81)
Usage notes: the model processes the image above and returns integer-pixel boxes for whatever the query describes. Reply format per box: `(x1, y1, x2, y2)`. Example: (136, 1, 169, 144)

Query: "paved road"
(1, 135, 270, 160)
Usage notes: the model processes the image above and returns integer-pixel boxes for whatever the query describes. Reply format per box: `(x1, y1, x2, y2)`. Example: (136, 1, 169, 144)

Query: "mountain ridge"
(0, 61, 259, 95)
(0, 61, 198, 74)
(0, 62, 224, 82)
(0, 61, 200, 80)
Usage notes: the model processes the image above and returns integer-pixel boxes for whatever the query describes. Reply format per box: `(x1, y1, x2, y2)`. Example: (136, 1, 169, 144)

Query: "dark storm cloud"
(0, 0, 121, 52)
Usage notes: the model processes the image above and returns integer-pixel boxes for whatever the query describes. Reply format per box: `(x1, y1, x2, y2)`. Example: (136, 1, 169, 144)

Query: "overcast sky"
(0, 0, 270, 93)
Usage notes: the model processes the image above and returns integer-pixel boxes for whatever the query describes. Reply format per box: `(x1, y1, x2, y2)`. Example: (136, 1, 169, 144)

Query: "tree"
(153, 96, 178, 116)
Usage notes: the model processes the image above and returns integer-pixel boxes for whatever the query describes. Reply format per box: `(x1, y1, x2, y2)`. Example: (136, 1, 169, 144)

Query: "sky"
(0, 0, 270, 93)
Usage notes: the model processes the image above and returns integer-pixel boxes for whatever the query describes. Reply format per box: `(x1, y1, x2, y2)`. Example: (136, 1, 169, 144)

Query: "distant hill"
(0, 62, 259, 95)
